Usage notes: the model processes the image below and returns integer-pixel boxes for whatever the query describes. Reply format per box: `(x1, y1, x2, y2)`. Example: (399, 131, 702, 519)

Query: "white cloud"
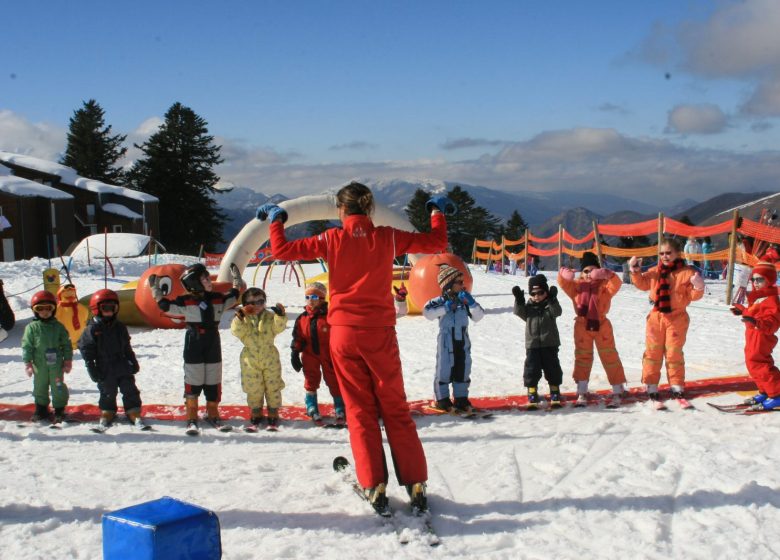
(0, 109, 64, 160)
(741, 73, 780, 116)
(666, 104, 728, 134)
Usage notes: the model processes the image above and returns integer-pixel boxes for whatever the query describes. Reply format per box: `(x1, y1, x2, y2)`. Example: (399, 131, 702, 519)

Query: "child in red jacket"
(731, 261, 780, 411)
(290, 282, 345, 426)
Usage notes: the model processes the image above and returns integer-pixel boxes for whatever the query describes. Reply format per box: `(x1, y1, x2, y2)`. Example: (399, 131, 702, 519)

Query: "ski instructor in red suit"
(256, 181, 454, 515)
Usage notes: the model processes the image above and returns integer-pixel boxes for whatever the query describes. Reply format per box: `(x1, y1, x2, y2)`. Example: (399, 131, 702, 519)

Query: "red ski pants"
(572, 318, 626, 385)
(641, 310, 689, 387)
(744, 330, 780, 397)
(302, 352, 341, 398)
(329, 325, 427, 488)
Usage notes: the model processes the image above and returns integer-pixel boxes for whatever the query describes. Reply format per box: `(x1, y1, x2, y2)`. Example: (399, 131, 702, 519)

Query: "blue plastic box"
(102, 496, 221, 560)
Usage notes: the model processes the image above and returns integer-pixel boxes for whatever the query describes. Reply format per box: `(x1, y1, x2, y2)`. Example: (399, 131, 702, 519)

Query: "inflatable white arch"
(217, 194, 418, 281)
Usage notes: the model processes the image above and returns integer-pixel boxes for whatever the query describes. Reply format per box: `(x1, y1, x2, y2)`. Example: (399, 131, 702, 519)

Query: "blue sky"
(3, 0, 780, 204)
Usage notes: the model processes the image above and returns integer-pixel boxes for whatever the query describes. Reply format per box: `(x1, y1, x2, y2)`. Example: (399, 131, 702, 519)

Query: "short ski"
(204, 417, 233, 432)
(185, 422, 201, 436)
(675, 398, 695, 410)
(707, 402, 776, 415)
(332, 456, 440, 546)
(91, 423, 112, 434)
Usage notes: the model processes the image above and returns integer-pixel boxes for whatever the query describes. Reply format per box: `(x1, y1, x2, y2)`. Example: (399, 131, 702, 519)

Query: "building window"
(87, 204, 95, 219)
(112, 225, 123, 233)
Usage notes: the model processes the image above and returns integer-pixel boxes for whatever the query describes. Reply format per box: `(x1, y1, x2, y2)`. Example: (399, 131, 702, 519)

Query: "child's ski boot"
(526, 387, 540, 411)
(549, 386, 562, 409)
(365, 483, 391, 517)
(407, 482, 428, 515)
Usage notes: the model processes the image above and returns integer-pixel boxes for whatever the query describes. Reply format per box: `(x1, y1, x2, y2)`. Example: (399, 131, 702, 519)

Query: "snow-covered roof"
(0, 175, 74, 200)
(69, 233, 165, 258)
(101, 202, 143, 220)
(0, 150, 158, 203)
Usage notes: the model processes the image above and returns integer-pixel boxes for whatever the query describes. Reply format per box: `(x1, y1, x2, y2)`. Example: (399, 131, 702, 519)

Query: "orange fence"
(471, 211, 779, 304)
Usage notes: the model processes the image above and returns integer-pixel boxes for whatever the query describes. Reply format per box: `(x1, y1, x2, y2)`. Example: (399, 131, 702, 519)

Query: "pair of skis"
(332, 456, 439, 547)
(91, 418, 152, 433)
(421, 404, 493, 419)
(707, 402, 775, 415)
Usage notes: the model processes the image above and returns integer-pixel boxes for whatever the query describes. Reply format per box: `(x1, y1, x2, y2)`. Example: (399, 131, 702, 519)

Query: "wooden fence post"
(725, 210, 740, 305)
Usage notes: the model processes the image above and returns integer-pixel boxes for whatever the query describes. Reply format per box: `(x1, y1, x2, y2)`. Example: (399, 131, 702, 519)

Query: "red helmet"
(89, 289, 120, 316)
(31, 290, 57, 317)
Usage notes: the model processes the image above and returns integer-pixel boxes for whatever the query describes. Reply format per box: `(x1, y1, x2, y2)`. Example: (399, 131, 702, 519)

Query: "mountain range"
(213, 179, 777, 250)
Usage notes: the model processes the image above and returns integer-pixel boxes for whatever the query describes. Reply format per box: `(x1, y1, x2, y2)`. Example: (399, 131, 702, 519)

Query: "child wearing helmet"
(731, 262, 780, 411)
(289, 282, 345, 426)
(78, 289, 145, 430)
(149, 262, 241, 434)
(422, 265, 485, 414)
(230, 287, 288, 430)
(21, 291, 73, 423)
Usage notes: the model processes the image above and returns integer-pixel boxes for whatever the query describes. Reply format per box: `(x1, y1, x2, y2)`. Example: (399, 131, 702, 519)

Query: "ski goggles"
(244, 298, 265, 305)
(99, 302, 118, 312)
(305, 294, 321, 300)
(33, 303, 55, 312)
(750, 276, 767, 284)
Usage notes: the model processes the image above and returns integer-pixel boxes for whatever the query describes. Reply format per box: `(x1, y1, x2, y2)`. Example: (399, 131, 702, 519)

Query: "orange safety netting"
(474, 250, 493, 260)
(664, 218, 733, 237)
(597, 219, 658, 237)
(739, 218, 780, 245)
(527, 245, 560, 257)
(562, 230, 595, 244)
(503, 238, 524, 247)
(475, 239, 493, 248)
(682, 248, 731, 261)
(598, 244, 659, 258)
(528, 232, 560, 244)
(504, 249, 526, 261)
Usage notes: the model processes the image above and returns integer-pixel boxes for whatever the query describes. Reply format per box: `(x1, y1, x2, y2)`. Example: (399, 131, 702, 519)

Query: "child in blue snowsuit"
(423, 265, 484, 413)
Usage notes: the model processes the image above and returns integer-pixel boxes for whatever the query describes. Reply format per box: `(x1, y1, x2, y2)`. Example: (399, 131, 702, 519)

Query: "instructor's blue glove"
(256, 203, 288, 224)
(458, 290, 476, 307)
(425, 195, 457, 215)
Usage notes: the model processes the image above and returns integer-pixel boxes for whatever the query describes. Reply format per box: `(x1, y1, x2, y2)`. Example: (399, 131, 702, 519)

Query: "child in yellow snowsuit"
(230, 287, 287, 429)
(558, 251, 626, 407)
(629, 237, 705, 406)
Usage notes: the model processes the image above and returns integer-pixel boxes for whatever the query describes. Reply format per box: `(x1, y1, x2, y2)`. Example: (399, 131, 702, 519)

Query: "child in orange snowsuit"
(629, 238, 705, 403)
(730, 261, 780, 411)
(558, 251, 626, 407)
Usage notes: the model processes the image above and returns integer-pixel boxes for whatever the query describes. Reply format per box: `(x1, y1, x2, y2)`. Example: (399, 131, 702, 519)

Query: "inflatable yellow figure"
(57, 284, 90, 348)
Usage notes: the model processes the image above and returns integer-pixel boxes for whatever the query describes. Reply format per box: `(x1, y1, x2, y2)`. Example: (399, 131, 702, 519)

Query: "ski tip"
(332, 456, 350, 472)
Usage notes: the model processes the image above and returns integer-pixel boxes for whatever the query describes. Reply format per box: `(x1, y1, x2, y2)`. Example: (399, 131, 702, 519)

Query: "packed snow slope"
(0, 257, 778, 559)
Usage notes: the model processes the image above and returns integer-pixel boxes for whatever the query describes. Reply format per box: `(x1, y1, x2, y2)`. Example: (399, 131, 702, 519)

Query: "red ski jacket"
(291, 303, 332, 359)
(270, 213, 447, 327)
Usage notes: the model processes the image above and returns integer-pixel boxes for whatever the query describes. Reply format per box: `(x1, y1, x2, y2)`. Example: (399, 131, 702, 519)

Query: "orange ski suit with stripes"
(558, 270, 626, 386)
(631, 266, 703, 387)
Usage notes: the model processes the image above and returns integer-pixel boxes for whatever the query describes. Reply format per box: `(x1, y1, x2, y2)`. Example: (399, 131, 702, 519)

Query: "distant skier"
(423, 264, 484, 414)
(78, 289, 146, 430)
(512, 274, 564, 409)
(21, 291, 72, 423)
(150, 262, 241, 434)
(730, 261, 780, 411)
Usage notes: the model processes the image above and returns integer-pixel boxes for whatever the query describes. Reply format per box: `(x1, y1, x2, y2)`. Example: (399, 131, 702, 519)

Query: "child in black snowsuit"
(0, 279, 15, 343)
(78, 289, 145, 430)
(150, 262, 241, 432)
(512, 274, 564, 409)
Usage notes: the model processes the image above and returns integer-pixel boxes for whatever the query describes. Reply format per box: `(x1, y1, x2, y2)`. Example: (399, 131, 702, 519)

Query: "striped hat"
(437, 264, 463, 291)
(751, 261, 777, 285)
(305, 281, 327, 298)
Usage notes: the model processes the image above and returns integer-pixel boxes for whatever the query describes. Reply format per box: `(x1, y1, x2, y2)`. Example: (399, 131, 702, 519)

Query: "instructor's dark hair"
(336, 181, 374, 216)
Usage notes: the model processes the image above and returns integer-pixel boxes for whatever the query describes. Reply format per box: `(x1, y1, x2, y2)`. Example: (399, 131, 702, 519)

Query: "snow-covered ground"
(0, 256, 778, 559)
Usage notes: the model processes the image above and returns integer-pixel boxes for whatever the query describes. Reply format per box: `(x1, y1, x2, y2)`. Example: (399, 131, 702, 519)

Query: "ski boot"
(549, 386, 562, 409)
(648, 391, 667, 410)
(744, 393, 768, 406)
(453, 396, 473, 415)
(53, 407, 67, 424)
(574, 393, 588, 407)
(30, 404, 50, 422)
(333, 396, 347, 428)
(407, 482, 428, 514)
(365, 483, 391, 517)
(128, 410, 150, 430)
(305, 392, 322, 425)
(606, 393, 621, 409)
(526, 387, 540, 410)
(757, 395, 780, 411)
(432, 398, 453, 413)
(266, 410, 280, 432)
(185, 398, 200, 435)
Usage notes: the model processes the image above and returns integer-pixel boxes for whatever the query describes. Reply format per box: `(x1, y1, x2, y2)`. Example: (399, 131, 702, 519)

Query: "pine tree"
(505, 210, 528, 241)
(404, 185, 502, 260)
(307, 220, 333, 236)
(127, 102, 226, 254)
(60, 99, 127, 184)
(405, 188, 433, 233)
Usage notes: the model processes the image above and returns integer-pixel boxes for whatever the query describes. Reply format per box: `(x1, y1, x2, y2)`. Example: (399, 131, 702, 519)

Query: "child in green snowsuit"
(21, 291, 73, 422)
